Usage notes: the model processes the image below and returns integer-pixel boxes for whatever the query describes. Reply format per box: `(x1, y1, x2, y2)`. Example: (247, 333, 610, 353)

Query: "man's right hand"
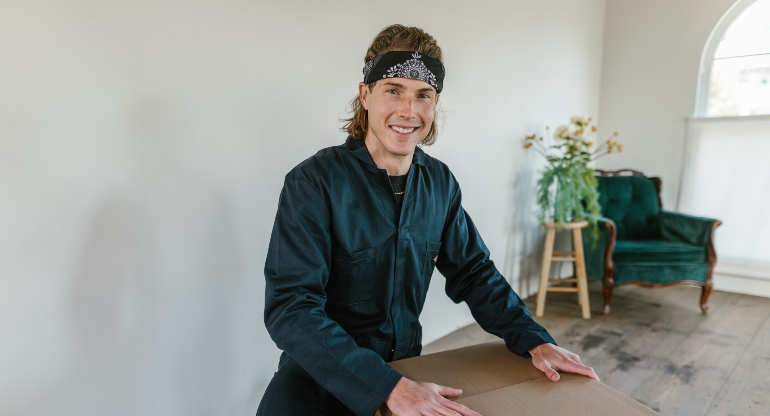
(384, 377, 481, 416)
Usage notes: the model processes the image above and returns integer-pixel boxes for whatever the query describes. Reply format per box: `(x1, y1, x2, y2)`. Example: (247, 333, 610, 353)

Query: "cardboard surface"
(376, 341, 658, 416)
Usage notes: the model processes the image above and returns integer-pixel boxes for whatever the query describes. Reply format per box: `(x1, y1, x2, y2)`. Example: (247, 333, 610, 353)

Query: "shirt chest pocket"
(327, 247, 375, 305)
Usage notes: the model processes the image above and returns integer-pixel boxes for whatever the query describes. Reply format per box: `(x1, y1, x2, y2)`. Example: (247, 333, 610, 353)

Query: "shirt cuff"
(510, 333, 557, 358)
(355, 367, 403, 416)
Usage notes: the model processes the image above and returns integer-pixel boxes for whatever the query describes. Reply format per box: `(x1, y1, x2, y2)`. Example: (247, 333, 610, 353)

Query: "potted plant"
(524, 116, 622, 232)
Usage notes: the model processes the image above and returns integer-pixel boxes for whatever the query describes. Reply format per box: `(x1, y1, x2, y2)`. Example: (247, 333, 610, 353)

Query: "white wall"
(0, 1, 606, 414)
(596, 0, 737, 207)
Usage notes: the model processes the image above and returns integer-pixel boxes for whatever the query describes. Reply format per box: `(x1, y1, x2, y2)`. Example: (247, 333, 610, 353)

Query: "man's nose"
(396, 96, 415, 118)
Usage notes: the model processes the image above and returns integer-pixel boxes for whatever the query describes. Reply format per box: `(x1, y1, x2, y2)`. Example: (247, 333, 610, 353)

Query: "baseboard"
(713, 271, 770, 298)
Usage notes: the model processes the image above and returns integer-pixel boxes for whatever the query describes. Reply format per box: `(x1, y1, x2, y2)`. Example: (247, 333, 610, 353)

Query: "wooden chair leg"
(603, 269, 615, 315)
(701, 281, 713, 314)
(702, 220, 720, 314)
(536, 227, 556, 318)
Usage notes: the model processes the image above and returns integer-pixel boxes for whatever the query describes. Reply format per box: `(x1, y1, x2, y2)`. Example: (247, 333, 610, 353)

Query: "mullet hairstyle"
(342, 24, 444, 146)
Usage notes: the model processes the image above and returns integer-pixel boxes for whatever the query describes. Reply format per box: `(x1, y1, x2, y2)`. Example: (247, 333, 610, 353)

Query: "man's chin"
(389, 146, 416, 157)
(388, 140, 423, 156)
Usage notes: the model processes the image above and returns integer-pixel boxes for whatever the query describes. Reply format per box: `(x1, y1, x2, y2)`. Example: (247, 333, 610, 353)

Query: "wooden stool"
(536, 221, 591, 319)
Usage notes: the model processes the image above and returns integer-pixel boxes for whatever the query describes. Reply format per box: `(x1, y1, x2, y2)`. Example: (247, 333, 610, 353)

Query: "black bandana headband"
(362, 51, 445, 93)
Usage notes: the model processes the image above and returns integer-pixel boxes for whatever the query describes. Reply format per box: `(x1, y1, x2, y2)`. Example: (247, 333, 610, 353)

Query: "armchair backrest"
(596, 172, 662, 240)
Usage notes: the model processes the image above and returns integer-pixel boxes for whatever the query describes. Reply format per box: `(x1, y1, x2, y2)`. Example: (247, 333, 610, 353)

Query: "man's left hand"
(528, 343, 599, 382)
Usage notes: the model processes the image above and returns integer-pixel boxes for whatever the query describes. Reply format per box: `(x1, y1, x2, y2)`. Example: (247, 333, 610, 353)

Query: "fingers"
(433, 406, 461, 416)
(587, 367, 600, 381)
(438, 397, 481, 416)
(386, 379, 481, 416)
(530, 344, 601, 382)
(531, 355, 560, 382)
(543, 363, 561, 382)
(556, 352, 600, 381)
(433, 384, 480, 416)
(435, 384, 463, 398)
(420, 404, 456, 416)
(570, 362, 600, 381)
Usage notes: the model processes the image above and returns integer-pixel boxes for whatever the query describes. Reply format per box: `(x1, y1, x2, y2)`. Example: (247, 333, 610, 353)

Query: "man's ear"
(435, 93, 440, 105)
(358, 82, 370, 110)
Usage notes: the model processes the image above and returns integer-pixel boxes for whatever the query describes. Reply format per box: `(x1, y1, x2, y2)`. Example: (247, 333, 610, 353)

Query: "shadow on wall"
(59, 101, 241, 416)
(502, 141, 543, 299)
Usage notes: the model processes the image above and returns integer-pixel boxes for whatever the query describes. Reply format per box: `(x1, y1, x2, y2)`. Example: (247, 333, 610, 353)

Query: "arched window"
(696, 0, 770, 117)
(681, 0, 770, 295)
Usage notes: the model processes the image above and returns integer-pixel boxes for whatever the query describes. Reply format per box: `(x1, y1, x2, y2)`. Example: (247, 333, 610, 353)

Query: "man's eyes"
(385, 89, 432, 99)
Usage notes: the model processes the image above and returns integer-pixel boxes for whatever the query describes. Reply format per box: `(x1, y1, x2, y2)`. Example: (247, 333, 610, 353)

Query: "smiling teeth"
(392, 126, 415, 134)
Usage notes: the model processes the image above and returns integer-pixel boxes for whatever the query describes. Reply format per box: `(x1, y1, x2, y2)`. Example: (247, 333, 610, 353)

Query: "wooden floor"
(423, 281, 770, 416)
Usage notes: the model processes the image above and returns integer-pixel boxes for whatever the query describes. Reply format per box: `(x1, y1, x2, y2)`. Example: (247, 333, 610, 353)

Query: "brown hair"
(342, 24, 443, 146)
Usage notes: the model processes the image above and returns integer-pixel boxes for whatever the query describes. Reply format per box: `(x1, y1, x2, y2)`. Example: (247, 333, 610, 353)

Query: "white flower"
(570, 116, 590, 126)
(554, 125, 570, 139)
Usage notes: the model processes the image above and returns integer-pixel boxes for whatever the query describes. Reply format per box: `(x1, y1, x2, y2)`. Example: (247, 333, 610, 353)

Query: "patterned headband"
(362, 51, 445, 93)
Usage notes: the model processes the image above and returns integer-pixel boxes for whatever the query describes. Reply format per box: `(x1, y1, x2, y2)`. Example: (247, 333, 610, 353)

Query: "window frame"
(695, 0, 763, 118)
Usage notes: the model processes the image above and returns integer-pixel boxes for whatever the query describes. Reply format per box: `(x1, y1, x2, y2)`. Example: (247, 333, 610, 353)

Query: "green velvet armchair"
(582, 170, 722, 314)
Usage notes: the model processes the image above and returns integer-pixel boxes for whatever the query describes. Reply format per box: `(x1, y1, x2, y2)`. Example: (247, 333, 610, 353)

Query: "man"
(259, 24, 598, 416)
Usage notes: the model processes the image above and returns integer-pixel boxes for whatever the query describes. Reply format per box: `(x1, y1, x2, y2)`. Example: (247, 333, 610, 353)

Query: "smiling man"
(259, 24, 598, 416)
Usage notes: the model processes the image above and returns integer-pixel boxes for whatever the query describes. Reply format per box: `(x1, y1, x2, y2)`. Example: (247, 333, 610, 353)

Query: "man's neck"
(364, 137, 413, 176)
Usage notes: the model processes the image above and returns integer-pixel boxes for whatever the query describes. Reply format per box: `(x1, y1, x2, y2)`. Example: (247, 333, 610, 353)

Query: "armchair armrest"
(659, 210, 720, 247)
(582, 216, 617, 280)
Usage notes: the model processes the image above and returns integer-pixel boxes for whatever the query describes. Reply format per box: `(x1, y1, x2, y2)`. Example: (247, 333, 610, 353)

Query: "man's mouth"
(390, 126, 417, 134)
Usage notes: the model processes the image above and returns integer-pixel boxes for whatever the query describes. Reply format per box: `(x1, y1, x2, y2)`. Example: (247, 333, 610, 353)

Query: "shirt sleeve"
(263, 174, 402, 416)
(436, 178, 556, 357)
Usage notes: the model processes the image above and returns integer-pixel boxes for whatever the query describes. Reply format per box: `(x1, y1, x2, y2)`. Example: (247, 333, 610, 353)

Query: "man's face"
(359, 78, 439, 158)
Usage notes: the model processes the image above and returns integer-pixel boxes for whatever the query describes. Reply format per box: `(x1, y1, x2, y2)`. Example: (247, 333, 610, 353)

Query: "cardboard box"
(376, 341, 657, 416)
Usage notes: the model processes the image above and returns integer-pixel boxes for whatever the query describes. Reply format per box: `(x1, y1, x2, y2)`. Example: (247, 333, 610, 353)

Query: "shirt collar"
(345, 136, 430, 168)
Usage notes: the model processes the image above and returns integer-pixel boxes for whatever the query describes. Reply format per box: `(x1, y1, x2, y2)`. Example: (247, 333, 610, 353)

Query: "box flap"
(385, 341, 544, 396)
(376, 341, 657, 416)
(455, 374, 658, 415)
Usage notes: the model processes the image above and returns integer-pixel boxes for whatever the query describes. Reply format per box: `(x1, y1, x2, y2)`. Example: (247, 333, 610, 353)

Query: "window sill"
(688, 114, 770, 123)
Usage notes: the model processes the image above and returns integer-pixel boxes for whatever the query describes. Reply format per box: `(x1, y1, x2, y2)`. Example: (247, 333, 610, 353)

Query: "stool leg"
(536, 227, 556, 317)
(574, 269, 582, 306)
(572, 227, 591, 319)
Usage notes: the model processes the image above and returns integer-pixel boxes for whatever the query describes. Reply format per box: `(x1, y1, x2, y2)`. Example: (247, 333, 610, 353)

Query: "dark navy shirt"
(264, 136, 554, 415)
